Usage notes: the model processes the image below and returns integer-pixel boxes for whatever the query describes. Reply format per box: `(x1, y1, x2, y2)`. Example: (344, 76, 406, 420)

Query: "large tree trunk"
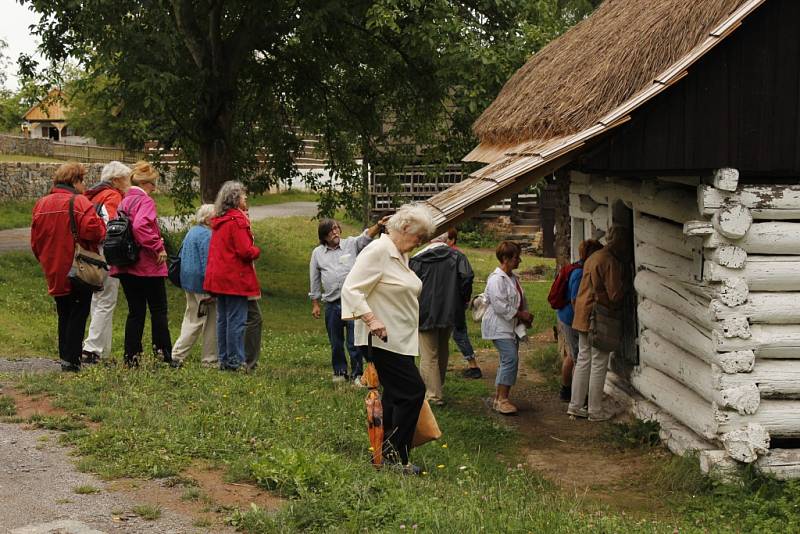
(199, 103, 234, 203)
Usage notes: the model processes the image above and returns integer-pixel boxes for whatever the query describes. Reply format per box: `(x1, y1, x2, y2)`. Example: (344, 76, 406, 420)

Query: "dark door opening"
(610, 199, 638, 379)
(48, 127, 60, 141)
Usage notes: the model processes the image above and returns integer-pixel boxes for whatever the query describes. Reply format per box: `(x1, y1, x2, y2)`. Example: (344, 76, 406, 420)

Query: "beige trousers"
(419, 327, 452, 403)
(172, 291, 218, 364)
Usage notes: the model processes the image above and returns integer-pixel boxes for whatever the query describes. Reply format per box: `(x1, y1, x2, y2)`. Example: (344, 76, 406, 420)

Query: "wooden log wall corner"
(570, 169, 800, 470)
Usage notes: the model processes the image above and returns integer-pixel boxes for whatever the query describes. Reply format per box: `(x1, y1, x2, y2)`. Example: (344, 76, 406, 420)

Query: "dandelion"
(441, 443, 448, 448)
(437, 464, 445, 469)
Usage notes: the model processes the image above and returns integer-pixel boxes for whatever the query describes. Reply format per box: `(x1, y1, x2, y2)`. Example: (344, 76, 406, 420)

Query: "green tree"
(21, 0, 597, 210)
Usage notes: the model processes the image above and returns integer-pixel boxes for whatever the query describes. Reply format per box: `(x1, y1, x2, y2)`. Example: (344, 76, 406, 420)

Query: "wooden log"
(713, 168, 740, 192)
(719, 316, 751, 340)
(579, 194, 599, 213)
(634, 270, 714, 329)
(569, 203, 594, 220)
(720, 400, 800, 438)
(640, 329, 759, 414)
(717, 360, 800, 399)
(713, 325, 800, 359)
(684, 221, 715, 236)
(704, 257, 800, 291)
(681, 277, 749, 307)
(589, 179, 701, 224)
(634, 212, 698, 259)
(704, 222, 800, 255)
(591, 205, 609, 231)
(707, 246, 747, 268)
(638, 299, 754, 372)
(711, 293, 800, 324)
(719, 424, 770, 463)
(569, 182, 590, 196)
(570, 171, 591, 185)
(699, 184, 800, 219)
(713, 203, 752, 239)
(699, 450, 740, 480)
(632, 366, 719, 440)
(636, 242, 700, 285)
(658, 175, 703, 188)
(756, 449, 800, 480)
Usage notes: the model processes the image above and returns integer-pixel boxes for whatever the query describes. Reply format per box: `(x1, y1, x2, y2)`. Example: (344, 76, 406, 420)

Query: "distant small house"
(22, 89, 94, 145)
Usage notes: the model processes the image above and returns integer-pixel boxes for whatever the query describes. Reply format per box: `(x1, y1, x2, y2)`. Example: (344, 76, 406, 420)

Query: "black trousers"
(370, 346, 425, 465)
(244, 299, 262, 369)
(117, 274, 172, 362)
(54, 289, 93, 366)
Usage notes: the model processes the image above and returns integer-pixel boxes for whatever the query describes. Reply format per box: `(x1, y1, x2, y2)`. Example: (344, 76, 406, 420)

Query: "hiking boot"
(81, 350, 100, 365)
(400, 463, 422, 476)
(567, 407, 588, 419)
(60, 362, 81, 373)
(462, 367, 482, 379)
(493, 398, 518, 415)
(559, 385, 571, 402)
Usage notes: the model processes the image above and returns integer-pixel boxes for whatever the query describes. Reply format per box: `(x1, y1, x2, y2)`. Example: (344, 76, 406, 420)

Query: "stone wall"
(0, 135, 54, 157)
(0, 162, 178, 200)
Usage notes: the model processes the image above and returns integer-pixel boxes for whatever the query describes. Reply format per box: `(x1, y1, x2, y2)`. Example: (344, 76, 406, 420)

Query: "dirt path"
(0, 372, 282, 533)
(466, 339, 672, 517)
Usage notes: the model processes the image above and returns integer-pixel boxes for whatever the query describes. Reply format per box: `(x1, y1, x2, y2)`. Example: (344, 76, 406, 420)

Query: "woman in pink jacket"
(110, 162, 173, 367)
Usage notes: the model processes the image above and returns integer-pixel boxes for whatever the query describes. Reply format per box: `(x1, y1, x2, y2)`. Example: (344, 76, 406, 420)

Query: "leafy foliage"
(20, 0, 600, 216)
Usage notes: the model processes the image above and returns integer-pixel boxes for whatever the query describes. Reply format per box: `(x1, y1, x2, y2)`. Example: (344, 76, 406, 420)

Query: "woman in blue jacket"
(171, 204, 217, 366)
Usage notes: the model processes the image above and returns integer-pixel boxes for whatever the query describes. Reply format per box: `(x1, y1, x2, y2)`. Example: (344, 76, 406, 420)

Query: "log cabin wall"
(568, 169, 800, 478)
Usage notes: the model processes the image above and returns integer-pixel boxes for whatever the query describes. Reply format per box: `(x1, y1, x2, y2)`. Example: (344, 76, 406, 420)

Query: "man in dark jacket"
(410, 233, 474, 405)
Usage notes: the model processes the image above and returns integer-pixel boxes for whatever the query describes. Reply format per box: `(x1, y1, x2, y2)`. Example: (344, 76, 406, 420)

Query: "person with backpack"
(569, 226, 630, 421)
(31, 162, 106, 372)
(109, 161, 173, 367)
(81, 161, 132, 364)
(550, 239, 603, 401)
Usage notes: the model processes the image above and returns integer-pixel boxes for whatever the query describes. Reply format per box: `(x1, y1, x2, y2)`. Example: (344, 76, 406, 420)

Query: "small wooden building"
(22, 88, 93, 144)
(424, 0, 800, 477)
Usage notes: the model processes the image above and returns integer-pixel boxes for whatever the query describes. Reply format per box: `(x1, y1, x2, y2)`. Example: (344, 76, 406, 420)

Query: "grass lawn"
(3, 218, 800, 532)
(0, 190, 318, 230)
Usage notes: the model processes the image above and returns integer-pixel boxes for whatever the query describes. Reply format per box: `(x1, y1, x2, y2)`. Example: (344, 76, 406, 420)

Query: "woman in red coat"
(31, 162, 106, 372)
(204, 181, 260, 370)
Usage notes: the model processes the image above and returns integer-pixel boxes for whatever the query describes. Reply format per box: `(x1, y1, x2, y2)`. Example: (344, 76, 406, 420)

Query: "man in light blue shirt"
(309, 216, 388, 384)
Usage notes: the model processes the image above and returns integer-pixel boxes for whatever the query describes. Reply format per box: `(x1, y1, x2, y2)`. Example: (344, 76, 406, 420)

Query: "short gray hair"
(101, 161, 131, 184)
(386, 203, 435, 240)
(195, 203, 215, 226)
(214, 181, 246, 215)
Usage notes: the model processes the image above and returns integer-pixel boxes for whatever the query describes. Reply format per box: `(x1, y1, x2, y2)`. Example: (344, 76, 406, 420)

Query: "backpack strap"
(68, 195, 79, 243)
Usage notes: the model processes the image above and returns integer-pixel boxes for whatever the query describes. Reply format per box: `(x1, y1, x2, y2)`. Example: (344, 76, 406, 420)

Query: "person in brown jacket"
(567, 225, 630, 421)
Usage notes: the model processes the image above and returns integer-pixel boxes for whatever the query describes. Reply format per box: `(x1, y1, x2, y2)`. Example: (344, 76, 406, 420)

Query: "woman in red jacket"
(31, 162, 106, 372)
(204, 181, 260, 371)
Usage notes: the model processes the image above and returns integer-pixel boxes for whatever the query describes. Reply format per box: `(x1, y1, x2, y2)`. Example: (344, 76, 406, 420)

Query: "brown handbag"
(412, 399, 442, 448)
(591, 303, 622, 353)
(68, 195, 108, 292)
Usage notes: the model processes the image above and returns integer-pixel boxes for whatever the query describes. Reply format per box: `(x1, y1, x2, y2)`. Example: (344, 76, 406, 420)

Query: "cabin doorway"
(610, 199, 638, 379)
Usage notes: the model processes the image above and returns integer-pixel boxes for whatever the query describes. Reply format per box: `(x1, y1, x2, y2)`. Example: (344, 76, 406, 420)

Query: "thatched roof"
(23, 88, 67, 122)
(424, 0, 766, 232)
(472, 0, 747, 150)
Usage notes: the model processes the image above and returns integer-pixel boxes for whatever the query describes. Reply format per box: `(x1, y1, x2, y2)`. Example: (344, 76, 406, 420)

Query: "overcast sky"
(1, 0, 42, 89)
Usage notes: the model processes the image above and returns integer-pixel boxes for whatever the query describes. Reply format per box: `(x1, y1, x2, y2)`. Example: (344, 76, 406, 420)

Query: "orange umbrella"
(364, 336, 384, 466)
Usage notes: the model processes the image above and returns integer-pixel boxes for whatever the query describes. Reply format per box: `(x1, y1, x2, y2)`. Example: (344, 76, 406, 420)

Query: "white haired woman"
(341, 203, 435, 474)
(170, 204, 218, 367)
(81, 161, 132, 363)
(203, 181, 260, 371)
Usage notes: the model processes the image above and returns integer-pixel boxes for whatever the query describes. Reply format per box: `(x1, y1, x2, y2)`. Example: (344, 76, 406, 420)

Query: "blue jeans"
(325, 300, 363, 377)
(492, 338, 519, 386)
(452, 323, 475, 361)
(216, 295, 248, 369)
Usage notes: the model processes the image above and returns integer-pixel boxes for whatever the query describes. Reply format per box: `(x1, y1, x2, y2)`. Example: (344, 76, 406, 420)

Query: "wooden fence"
(51, 142, 146, 164)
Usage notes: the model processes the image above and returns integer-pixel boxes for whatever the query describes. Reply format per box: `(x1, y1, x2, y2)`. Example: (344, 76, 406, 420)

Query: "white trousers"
(83, 275, 120, 358)
(568, 331, 610, 417)
(172, 291, 218, 364)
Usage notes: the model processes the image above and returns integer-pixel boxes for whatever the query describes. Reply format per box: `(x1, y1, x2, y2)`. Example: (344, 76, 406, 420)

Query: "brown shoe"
(493, 398, 518, 415)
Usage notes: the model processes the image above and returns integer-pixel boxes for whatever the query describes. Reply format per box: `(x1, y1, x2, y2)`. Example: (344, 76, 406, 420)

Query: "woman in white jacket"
(481, 241, 533, 415)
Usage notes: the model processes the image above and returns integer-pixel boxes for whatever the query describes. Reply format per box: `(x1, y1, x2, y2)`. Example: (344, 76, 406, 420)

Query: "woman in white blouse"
(481, 241, 533, 415)
(341, 204, 435, 474)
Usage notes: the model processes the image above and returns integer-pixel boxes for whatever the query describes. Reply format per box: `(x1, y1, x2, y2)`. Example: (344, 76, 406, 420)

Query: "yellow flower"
(441, 443, 448, 448)
(437, 464, 445, 469)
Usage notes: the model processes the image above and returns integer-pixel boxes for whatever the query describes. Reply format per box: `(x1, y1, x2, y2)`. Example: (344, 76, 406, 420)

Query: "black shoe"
(124, 354, 140, 368)
(462, 367, 482, 379)
(559, 385, 571, 402)
(61, 362, 81, 373)
(81, 351, 100, 365)
(169, 359, 183, 369)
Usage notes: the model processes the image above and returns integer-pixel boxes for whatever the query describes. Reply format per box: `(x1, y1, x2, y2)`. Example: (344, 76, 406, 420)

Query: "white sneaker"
(588, 411, 614, 422)
(353, 376, 367, 388)
(332, 375, 347, 384)
(567, 407, 588, 419)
